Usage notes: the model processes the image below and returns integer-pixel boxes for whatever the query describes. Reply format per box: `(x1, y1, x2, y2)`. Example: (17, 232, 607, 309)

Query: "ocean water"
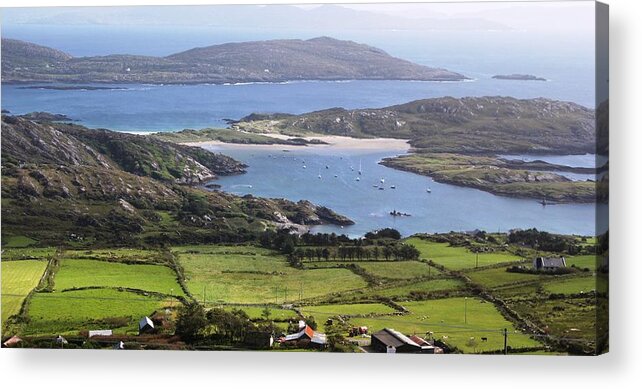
(1, 24, 595, 132)
(207, 147, 606, 237)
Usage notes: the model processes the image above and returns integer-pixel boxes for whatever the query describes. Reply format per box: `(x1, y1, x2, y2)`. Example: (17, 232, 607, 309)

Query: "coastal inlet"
(203, 142, 606, 237)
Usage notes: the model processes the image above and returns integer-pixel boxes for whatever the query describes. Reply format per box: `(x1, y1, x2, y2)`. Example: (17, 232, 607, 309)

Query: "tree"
(175, 302, 208, 342)
(261, 307, 272, 321)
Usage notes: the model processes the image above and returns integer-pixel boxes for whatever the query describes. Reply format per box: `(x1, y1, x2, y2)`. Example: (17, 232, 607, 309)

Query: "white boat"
(358, 159, 362, 175)
(426, 188, 432, 193)
(355, 177, 360, 181)
(380, 178, 385, 184)
(390, 185, 396, 189)
(303, 165, 307, 169)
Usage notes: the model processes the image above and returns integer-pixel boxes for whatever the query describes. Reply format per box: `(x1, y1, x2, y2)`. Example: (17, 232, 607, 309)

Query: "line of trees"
(287, 242, 419, 265)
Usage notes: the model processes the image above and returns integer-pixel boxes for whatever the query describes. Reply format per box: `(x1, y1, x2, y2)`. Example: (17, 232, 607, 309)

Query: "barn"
(533, 256, 566, 271)
(371, 328, 435, 353)
(280, 324, 327, 348)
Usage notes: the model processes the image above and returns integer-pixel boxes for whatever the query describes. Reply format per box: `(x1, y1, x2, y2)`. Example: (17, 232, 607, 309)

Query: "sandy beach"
(183, 134, 411, 151)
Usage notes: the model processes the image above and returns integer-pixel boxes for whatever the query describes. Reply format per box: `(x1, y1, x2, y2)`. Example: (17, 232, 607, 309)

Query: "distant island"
(492, 74, 547, 81)
(1, 37, 468, 84)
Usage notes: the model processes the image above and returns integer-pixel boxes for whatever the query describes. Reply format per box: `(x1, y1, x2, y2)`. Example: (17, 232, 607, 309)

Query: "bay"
(206, 146, 607, 237)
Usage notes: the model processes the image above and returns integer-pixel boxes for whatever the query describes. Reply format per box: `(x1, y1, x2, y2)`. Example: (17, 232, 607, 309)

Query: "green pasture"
(177, 246, 367, 304)
(349, 298, 542, 353)
(25, 288, 174, 335)
(1, 260, 48, 323)
(54, 259, 185, 296)
(406, 237, 522, 270)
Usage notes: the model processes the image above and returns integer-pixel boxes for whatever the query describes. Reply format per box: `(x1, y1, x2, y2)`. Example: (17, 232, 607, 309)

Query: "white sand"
(183, 134, 410, 151)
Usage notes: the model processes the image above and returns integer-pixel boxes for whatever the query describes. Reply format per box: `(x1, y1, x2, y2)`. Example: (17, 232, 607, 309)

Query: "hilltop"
(1, 115, 353, 247)
(1, 37, 467, 84)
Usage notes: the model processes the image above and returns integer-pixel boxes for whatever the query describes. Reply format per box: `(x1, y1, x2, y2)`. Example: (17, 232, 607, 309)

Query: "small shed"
(138, 316, 155, 334)
(55, 335, 68, 346)
(409, 335, 444, 354)
(88, 329, 113, 338)
(533, 256, 566, 271)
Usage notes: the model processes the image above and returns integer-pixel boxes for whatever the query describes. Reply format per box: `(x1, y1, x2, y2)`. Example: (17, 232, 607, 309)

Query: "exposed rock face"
(2, 37, 467, 84)
(1, 115, 246, 184)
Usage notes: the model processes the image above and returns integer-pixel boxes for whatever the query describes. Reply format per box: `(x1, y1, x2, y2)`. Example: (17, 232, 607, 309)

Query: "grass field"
(305, 260, 442, 279)
(348, 298, 542, 353)
(510, 297, 597, 345)
(2, 247, 56, 260)
(466, 267, 542, 288)
(301, 303, 398, 331)
(1, 260, 48, 324)
(406, 238, 522, 270)
(177, 245, 368, 304)
(369, 278, 465, 299)
(54, 259, 185, 296)
(64, 248, 162, 264)
(25, 288, 175, 335)
(543, 276, 599, 294)
(565, 255, 598, 271)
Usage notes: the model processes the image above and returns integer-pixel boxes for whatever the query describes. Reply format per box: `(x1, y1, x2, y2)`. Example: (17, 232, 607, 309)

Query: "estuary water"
(205, 146, 606, 237)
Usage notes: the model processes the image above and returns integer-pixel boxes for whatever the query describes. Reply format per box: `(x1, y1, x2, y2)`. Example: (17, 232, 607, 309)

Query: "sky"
(1, 1, 596, 35)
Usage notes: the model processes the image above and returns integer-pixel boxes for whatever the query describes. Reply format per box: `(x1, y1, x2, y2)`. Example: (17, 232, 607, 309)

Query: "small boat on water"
(426, 188, 432, 193)
(355, 177, 360, 181)
(390, 185, 396, 189)
(378, 187, 385, 191)
(334, 175, 338, 178)
(380, 178, 385, 184)
(303, 165, 307, 169)
(372, 184, 378, 188)
(326, 165, 329, 169)
(358, 159, 362, 175)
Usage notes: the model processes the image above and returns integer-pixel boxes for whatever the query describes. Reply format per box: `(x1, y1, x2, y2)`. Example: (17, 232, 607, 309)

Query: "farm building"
(138, 316, 155, 334)
(409, 335, 444, 354)
(533, 256, 566, 271)
(280, 324, 327, 348)
(371, 328, 440, 354)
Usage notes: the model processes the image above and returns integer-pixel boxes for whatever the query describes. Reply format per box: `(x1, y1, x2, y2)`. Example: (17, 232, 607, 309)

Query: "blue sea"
(0, 24, 606, 236)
